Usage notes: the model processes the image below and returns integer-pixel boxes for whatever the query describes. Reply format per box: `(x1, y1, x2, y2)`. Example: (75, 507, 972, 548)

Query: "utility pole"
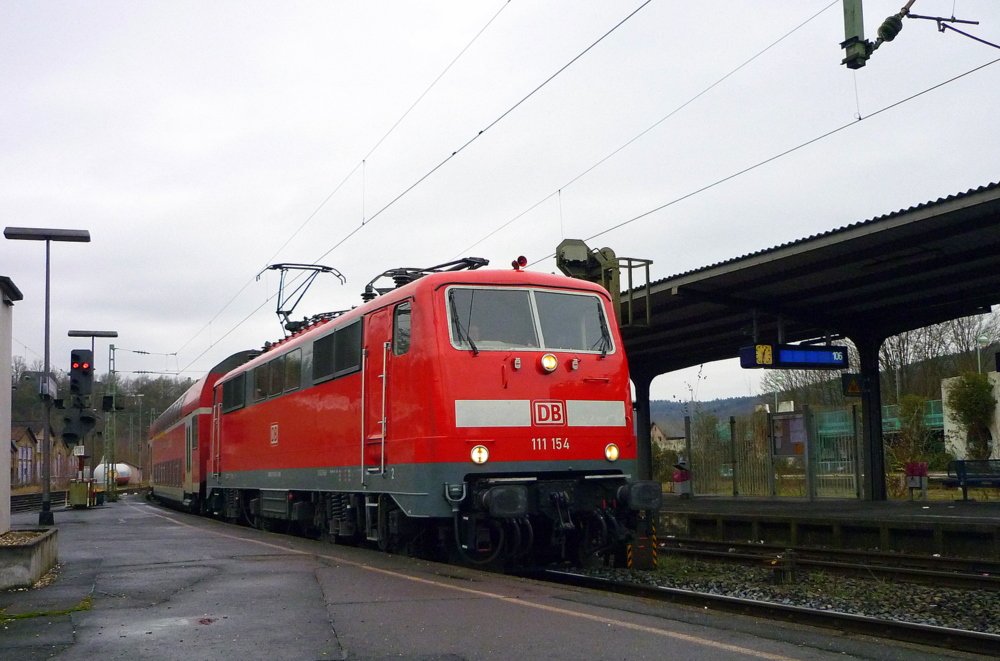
(841, 0, 916, 69)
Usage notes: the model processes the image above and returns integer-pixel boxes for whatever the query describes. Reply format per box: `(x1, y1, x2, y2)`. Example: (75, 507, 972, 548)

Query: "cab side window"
(393, 302, 412, 355)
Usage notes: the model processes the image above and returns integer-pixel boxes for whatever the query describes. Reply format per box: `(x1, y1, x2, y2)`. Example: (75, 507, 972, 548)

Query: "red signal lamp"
(511, 255, 528, 271)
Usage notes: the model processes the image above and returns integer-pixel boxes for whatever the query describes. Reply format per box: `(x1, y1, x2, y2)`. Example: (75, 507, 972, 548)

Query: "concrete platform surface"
(0, 494, 980, 660)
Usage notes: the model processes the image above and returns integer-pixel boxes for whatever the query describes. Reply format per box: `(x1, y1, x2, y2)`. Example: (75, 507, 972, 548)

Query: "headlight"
(540, 353, 558, 373)
(470, 445, 490, 464)
(604, 443, 620, 462)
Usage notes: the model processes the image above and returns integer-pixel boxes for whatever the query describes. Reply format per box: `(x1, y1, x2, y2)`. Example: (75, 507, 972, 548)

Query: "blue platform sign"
(740, 344, 849, 370)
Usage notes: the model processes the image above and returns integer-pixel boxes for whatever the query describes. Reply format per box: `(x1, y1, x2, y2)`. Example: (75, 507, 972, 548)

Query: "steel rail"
(662, 537, 1000, 571)
(659, 538, 1000, 590)
(539, 569, 1000, 656)
(10, 491, 69, 514)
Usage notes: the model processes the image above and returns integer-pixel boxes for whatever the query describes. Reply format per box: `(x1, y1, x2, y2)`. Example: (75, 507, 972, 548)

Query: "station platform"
(657, 495, 1000, 559)
(4, 494, 916, 660)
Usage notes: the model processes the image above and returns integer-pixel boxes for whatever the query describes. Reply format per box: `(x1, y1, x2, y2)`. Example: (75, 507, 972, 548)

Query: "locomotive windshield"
(448, 287, 613, 353)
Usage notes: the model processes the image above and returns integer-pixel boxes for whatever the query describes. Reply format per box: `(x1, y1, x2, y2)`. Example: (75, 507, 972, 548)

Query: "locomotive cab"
(430, 277, 661, 564)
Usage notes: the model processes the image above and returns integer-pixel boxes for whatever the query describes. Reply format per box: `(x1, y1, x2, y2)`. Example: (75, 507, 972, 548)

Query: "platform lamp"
(4, 227, 91, 525)
(977, 335, 990, 374)
(67, 330, 118, 484)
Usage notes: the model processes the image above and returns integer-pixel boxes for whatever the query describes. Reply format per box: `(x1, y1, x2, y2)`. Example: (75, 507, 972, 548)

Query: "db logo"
(532, 400, 566, 426)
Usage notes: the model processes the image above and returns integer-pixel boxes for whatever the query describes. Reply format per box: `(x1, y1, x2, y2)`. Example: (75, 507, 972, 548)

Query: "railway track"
(10, 491, 69, 514)
(535, 568, 1000, 657)
(659, 537, 1000, 591)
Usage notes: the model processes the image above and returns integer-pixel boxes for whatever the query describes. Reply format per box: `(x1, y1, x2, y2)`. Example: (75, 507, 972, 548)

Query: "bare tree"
(759, 310, 1000, 409)
(880, 325, 951, 402)
(938, 309, 1000, 372)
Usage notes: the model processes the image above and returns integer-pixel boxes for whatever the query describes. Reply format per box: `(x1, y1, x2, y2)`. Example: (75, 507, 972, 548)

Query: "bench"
(942, 460, 1000, 501)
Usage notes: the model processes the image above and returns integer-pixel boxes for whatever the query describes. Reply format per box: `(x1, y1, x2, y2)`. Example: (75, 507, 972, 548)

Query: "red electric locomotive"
(153, 258, 661, 564)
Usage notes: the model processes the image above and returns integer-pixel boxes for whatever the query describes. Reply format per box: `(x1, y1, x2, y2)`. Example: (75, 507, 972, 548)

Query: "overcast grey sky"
(3, 1, 999, 402)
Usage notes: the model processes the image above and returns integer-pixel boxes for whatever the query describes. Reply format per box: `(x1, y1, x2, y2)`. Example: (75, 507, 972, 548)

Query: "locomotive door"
(211, 402, 222, 478)
(362, 307, 392, 476)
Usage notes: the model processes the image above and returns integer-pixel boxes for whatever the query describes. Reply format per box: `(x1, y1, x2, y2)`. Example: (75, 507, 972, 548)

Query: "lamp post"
(68, 329, 118, 357)
(4, 227, 90, 525)
(977, 335, 990, 374)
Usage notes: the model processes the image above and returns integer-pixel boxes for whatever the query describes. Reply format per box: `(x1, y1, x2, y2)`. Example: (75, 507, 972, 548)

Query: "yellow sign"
(841, 373, 863, 397)
(755, 344, 773, 366)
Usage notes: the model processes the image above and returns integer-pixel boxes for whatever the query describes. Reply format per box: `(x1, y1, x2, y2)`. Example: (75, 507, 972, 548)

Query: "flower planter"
(0, 528, 59, 589)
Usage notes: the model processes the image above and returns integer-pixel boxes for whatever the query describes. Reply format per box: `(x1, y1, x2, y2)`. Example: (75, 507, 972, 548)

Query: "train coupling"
(479, 484, 528, 518)
(617, 480, 663, 511)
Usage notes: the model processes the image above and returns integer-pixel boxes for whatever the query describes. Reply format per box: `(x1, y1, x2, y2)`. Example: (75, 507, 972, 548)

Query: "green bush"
(945, 373, 996, 460)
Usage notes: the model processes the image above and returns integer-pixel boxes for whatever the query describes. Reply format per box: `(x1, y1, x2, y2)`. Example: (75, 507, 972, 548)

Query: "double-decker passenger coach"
(148, 351, 257, 510)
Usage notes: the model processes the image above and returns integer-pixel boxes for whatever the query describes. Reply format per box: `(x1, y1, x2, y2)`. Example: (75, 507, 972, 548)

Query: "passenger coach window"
(393, 302, 411, 355)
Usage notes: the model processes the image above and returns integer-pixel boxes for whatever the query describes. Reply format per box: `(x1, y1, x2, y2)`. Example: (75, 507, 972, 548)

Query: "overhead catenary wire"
(530, 54, 1000, 265)
(13, 338, 43, 362)
(174, 3, 998, 375)
(180, 0, 655, 373)
(173, 0, 849, 373)
(172, 2, 512, 361)
(179, 294, 274, 374)
(308, 0, 653, 267)
(361, 1, 513, 164)
(452, 0, 840, 258)
(115, 347, 177, 358)
(178, 2, 652, 375)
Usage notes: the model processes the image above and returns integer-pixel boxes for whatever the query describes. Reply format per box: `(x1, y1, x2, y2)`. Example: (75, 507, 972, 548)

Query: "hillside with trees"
(651, 396, 763, 438)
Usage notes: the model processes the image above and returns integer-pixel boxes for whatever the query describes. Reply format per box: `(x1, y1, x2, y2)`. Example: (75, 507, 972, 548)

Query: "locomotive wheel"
(453, 516, 506, 566)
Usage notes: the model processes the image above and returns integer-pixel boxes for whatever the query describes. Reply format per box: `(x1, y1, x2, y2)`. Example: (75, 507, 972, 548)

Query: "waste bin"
(69, 480, 90, 508)
(672, 461, 692, 498)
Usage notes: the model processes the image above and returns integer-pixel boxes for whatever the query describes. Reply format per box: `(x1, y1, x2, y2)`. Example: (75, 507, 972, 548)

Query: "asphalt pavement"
(1, 494, 977, 660)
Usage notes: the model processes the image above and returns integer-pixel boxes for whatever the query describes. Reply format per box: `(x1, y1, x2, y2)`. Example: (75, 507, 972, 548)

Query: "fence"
(683, 406, 860, 499)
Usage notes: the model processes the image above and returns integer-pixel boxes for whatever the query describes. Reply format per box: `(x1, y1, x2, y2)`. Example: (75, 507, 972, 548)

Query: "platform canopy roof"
(620, 182, 1000, 379)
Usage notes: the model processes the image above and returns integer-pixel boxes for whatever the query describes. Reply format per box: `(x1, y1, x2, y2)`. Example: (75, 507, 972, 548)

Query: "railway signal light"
(61, 407, 98, 443)
(79, 408, 98, 435)
(101, 394, 125, 412)
(61, 410, 82, 443)
(69, 349, 94, 396)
